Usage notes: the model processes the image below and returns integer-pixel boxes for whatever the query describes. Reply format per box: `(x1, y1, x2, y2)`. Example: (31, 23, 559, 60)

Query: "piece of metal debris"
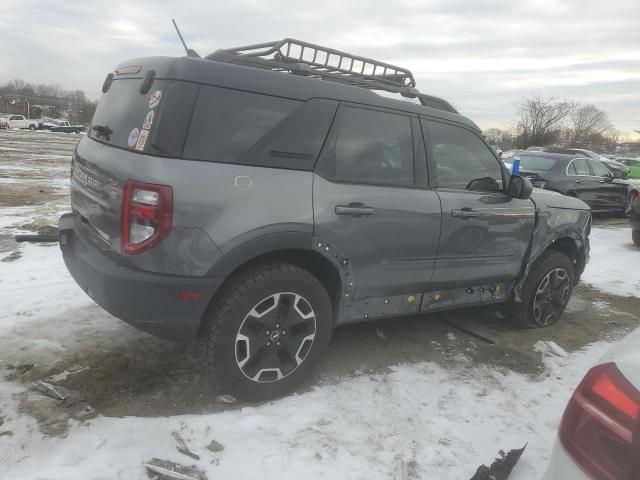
(32, 380, 66, 400)
(470, 444, 527, 480)
(206, 439, 224, 453)
(46, 366, 90, 384)
(0, 431, 13, 437)
(215, 394, 236, 404)
(172, 432, 200, 460)
(375, 328, 387, 340)
(144, 458, 207, 480)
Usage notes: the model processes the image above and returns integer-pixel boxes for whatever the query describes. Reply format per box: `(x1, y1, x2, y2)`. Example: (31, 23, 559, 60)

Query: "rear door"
(588, 159, 627, 211)
(423, 119, 535, 288)
(313, 104, 441, 313)
(566, 157, 600, 206)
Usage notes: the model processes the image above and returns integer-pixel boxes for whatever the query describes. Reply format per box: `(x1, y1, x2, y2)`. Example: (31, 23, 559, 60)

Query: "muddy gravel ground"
(1, 128, 639, 437)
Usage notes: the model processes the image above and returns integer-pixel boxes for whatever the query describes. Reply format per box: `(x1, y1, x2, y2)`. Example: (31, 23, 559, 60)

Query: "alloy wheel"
(235, 292, 316, 383)
(532, 268, 570, 326)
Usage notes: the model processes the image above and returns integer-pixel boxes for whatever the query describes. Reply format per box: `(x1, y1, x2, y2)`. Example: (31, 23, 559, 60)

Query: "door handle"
(451, 208, 480, 218)
(575, 180, 581, 184)
(335, 204, 374, 216)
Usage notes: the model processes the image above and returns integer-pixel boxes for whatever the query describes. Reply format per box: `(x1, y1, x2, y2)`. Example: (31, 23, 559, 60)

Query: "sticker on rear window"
(135, 129, 149, 151)
(148, 90, 162, 109)
(127, 128, 140, 147)
(142, 110, 154, 130)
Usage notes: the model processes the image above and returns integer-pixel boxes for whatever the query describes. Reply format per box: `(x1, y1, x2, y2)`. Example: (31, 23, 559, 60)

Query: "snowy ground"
(1, 130, 640, 479)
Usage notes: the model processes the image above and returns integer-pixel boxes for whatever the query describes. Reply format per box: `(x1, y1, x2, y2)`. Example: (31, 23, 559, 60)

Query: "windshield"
(515, 155, 559, 171)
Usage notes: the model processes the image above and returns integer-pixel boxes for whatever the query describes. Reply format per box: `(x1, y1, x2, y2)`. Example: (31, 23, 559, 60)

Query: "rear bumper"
(58, 213, 222, 342)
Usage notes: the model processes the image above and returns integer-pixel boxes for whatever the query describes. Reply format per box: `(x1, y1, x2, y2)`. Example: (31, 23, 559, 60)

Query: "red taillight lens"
(121, 180, 173, 254)
(559, 362, 640, 480)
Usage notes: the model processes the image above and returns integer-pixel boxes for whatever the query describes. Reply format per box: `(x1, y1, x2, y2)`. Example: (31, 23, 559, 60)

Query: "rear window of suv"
(183, 86, 301, 164)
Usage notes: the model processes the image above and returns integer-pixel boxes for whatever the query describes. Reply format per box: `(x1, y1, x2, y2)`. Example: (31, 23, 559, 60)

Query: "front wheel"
(198, 263, 332, 401)
(29, 125, 36, 131)
(509, 250, 575, 327)
(620, 192, 635, 217)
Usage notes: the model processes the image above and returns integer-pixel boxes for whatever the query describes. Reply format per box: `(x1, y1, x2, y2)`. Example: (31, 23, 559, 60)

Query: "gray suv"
(59, 39, 591, 400)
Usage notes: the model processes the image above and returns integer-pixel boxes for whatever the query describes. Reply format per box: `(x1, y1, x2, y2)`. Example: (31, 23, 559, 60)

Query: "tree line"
(485, 94, 624, 153)
(0, 79, 97, 124)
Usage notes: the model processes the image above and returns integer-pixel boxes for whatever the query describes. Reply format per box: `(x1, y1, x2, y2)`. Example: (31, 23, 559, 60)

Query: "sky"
(2, 0, 639, 138)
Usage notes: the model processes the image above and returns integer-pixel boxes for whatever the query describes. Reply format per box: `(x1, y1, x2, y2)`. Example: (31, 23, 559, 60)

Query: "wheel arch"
(203, 235, 343, 331)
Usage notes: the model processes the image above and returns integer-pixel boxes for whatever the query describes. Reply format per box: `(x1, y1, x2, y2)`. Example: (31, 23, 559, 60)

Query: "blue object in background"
(511, 158, 521, 176)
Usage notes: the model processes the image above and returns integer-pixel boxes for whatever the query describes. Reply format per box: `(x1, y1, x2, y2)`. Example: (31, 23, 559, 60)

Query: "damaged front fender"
(513, 189, 591, 302)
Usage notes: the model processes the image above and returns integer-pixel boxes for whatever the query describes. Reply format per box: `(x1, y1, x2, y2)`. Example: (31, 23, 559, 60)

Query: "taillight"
(121, 180, 173, 254)
(559, 362, 640, 480)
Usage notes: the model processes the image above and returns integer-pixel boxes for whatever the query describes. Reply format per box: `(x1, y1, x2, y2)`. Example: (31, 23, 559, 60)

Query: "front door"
(313, 105, 441, 312)
(422, 119, 536, 288)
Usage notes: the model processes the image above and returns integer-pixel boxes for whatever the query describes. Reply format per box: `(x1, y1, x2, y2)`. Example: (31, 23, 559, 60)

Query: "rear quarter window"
(182, 86, 301, 164)
(517, 155, 559, 171)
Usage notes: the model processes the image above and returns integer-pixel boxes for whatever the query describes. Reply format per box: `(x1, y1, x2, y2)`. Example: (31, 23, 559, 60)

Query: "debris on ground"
(4, 363, 34, 380)
(31, 380, 66, 400)
(144, 458, 207, 480)
(215, 394, 236, 404)
(470, 444, 527, 480)
(535, 340, 569, 358)
(46, 366, 90, 384)
(172, 432, 200, 460)
(375, 328, 387, 340)
(205, 439, 224, 453)
(0, 430, 13, 437)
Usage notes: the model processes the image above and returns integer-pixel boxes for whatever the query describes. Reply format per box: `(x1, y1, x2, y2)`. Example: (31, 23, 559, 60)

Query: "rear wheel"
(509, 250, 575, 327)
(29, 125, 36, 131)
(620, 192, 635, 217)
(198, 262, 332, 401)
(633, 230, 640, 246)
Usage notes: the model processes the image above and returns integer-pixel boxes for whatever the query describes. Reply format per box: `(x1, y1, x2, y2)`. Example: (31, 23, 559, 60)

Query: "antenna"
(171, 19, 200, 58)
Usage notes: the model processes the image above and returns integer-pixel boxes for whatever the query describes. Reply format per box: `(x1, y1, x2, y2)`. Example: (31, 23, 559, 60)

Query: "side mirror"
(507, 176, 533, 200)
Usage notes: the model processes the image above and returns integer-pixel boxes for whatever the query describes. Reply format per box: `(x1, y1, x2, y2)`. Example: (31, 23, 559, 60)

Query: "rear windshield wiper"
(92, 124, 113, 141)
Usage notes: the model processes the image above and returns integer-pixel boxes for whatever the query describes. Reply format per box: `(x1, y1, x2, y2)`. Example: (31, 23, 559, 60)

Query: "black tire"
(509, 250, 575, 328)
(198, 262, 332, 401)
(29, 125, 36, 131)
(633, 230, 640, 246)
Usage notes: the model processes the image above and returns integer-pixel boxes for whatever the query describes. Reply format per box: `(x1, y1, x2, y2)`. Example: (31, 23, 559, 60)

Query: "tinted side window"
(427, 121, 503, 191)
(183, 86, 300, 164)
(590, 160, 611, 177)
(569, 158, 590, 175)
(316, 106, 414, 187)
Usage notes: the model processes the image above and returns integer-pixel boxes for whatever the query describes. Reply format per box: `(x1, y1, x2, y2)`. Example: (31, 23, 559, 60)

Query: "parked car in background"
(49, 121, 84, 134)
(619, 157, 640, 180)
(515, 152, 637, 215)
(5, 115, 38, 130)
(632, 191, 640, 245)
(552, 148, 630, 179)
(526, 146, 548, 152)
(544, 327, 640, 480)
(37, 117, 62, 130)
(0, 114, 8, 129)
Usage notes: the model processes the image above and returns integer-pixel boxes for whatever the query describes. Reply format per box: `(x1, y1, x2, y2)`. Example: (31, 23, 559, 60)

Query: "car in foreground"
(544, 327, 640, 479)
(515, 152, 637, 215)
(619, 157, 640, 180)
(553, 148, 630, 179)
(58, 39, 591, 401)
(632, 191, 640, 246)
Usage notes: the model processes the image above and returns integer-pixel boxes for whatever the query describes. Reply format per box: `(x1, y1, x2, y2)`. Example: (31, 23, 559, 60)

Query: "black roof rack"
(205, 38, 457, 114)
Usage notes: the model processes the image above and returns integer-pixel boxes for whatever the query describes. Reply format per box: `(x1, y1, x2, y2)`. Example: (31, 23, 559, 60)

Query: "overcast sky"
(2, 0, 639, 137)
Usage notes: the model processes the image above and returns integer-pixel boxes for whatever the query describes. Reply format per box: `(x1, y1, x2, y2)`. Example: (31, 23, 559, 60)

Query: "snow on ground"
(581, 225, 640, 297)
(1, 341, 612, 480)
(0, 224, 638, 479)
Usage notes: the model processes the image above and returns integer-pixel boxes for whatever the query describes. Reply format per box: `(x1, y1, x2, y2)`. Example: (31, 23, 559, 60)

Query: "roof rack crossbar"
(204, 39, 458, 114)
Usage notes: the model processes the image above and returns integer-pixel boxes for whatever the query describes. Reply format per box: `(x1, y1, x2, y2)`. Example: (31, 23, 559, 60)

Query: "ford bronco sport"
(59, 39, 591, 401)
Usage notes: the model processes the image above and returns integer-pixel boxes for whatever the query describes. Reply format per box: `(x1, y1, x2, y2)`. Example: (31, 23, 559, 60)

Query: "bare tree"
(484, 128, 503, 145)
(566, 104, 612, 146)
(515, 94, 575, 148)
